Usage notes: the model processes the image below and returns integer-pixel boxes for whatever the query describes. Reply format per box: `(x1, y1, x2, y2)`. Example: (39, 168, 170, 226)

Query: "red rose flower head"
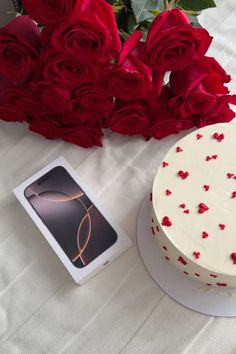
(0, 16, 41, 82)
(146, 9, 212, 72)
(109, 31, 153, 101)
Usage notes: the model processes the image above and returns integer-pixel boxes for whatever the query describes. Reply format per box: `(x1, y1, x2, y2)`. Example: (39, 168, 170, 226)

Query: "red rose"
(58, 126, 103, 148)
(169, 57, 235, 121)
(4, 87, 41, 121)
(109, 31, 153, 100)
(198, 97, 236, 128)
(147, 87, 194, 139)
(41, 47, 96, 88)
(146, 9, 212, 72)
(75, 83, 113, 117)
(29, 117, 60, 139)
(0, 16, 41, 82)
(52, 0, 121, 61)
(0, 104, 24, 122)
(21, 0, 82, 25)
(41, 85, 73, 114)
(63, 109, 98, 125)
(109, 100, 150, 136)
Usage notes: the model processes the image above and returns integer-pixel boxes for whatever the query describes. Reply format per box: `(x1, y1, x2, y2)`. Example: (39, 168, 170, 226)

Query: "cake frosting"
(152, 123, 236, 288)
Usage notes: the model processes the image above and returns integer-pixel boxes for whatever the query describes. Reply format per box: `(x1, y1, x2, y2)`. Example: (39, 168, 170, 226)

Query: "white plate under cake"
(152, 123, 236, 288)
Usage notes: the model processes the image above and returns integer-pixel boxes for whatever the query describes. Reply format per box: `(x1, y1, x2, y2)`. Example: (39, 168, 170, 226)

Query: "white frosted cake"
(152, 123, 236, 288)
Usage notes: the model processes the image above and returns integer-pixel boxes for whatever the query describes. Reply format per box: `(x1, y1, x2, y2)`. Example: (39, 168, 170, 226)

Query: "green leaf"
(177, 0, 216, 12)
(131, 0, 164, 23)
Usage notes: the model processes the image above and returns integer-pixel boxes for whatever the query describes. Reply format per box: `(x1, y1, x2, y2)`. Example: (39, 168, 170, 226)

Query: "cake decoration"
(162, 161, 168, 167)
(227, 173, 234, 179)
(163, 246, 167, 251)
(195, 273, 200, 277)
(219, 224, 225, 230)
(203, 185, 210, 191)
(232, 191, 236, 198)
(161, 216, 172, 227)
(176, 146, 183, 152)
(151, 227, 155, 235)
(197, 134, 203, 139)
(198, 203, 209, 214)
(183, 209, 190, 214)
(206, 154, 218, 161)
(178, 256, 187, 265)
(210, 274, 217, 278)
(165, 189, 172, 196)
(216, 283, 227, 287)
(179, 203, 186, 209)
(202, 231, 209, 238)
(165, 256, 170, 261)
(183, 271, 189, 275)
(207, 283, 212, 286)
(231, 253, 236, 264)
(213, 132, 224, 142)
(193, 251, 200, 259)
(178, 170, 189, 180)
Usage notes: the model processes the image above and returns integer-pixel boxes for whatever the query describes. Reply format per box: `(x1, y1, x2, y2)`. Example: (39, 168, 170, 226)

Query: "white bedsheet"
(0, 1, 236, 352)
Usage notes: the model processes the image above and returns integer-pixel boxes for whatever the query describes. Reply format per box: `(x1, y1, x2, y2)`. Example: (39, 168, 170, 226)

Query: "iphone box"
(13, 157, 131, 285)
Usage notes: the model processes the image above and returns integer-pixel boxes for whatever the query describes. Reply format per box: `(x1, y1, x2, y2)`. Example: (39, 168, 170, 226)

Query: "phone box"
(13, 157, 131, 285)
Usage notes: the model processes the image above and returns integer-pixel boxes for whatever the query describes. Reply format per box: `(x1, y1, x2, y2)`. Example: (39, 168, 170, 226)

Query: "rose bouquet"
(0, 0, 235, 148)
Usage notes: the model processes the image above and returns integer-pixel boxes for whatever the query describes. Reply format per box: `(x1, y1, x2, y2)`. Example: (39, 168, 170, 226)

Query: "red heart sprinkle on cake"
(219, 224, 225, 230)
(193, 251, 200, 259)
(178, 256, 187, 265)
(231, 253, 236, 264)
(227, 173, 234, 179)
(203, 185, 210, 191)
(178, 170, 189, 179)
(206, 156, 212, 161)
(202, 231, 209, 238)
(213, 132, 224, 142)
(198, 203, 209, 214)
(197, 134, 203, 139)
(213, 133, 225, 143)
(212, 154, 218, 159)
(179, 203, 186, 209)
(183, 209, 190, 214)
(165, 189, 172, 196)
(176, 146, 183, 152)
(161, 216, 172, 227)
(162, 161, 168, 167)
(232, 191, 236, 198)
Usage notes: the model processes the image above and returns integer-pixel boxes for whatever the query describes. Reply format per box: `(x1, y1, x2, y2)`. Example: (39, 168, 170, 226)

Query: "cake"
(151, 123, 236, 288)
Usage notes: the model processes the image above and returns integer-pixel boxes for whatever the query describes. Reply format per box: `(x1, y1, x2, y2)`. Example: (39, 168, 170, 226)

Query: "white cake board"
(137, 194, 236, 317)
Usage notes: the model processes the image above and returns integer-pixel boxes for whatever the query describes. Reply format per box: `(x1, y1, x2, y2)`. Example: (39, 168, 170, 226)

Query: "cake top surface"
(153, 123, 236, 276)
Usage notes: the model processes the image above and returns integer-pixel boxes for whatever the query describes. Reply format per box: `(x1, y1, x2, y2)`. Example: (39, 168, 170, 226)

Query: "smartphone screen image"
(24, 166, 118, 268)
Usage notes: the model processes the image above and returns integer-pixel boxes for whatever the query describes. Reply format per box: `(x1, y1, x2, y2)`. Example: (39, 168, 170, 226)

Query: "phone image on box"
(24, 166, 118, 268)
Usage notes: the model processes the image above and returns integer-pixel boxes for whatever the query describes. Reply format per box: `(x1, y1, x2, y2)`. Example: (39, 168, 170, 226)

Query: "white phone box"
(13, 157, 131, 285)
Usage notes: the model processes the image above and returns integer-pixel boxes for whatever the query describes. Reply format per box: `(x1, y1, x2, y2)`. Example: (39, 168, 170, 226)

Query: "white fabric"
(0, 1, 236, 352)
